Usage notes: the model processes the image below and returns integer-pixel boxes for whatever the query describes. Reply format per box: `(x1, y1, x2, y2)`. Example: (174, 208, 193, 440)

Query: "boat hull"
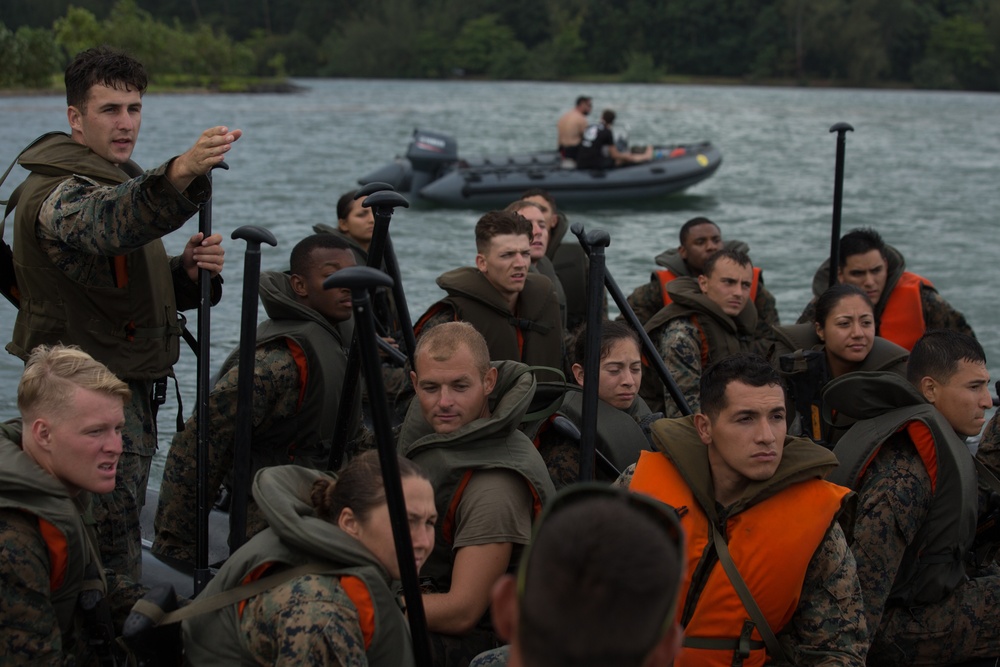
(358, 130, 722, 209)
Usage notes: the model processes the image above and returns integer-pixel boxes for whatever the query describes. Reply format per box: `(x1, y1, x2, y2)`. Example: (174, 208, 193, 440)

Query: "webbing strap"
(709, 521, 788, 664)
(133, 562, 332, 626)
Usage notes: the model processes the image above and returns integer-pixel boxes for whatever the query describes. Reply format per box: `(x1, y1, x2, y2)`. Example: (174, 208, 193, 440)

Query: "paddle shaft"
(828, 122, 854, 288)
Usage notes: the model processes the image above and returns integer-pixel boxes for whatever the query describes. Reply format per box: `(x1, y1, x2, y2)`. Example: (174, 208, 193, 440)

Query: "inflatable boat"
(358, 129, 722, 209)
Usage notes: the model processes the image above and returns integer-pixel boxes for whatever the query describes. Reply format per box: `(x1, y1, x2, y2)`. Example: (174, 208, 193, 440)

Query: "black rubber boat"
(358, 129, 722, 209)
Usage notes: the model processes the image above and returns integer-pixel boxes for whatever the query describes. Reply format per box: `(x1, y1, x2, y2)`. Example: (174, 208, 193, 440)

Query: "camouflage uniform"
(153, 342, 302, 563)
(0, 424, 146, 664)
(796, 245, 975, 340)
(655, 317, 705, 418)
(11, 140, 219, 582)
(977, 409, 1000, 478)
(469, 645, 510, 666)
(851, 441, 1000, 665)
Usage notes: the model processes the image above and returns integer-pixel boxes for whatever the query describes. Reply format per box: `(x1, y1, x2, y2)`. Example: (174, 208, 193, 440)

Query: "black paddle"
(194, 161, 227, 595)
(227, 225, 278, 554)
(828, 122, 854, 288)
(572, 223, 692, 417)
(323, 266, 432, 667)
(577, 228, 610, 482)
(327, 187, 410, 472)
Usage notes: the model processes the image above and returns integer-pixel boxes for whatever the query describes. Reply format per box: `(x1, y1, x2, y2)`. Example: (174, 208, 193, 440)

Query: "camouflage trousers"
(429, 628, 502, 667)
(93, 378, 158, 582)
(869, 565, 1000, 666)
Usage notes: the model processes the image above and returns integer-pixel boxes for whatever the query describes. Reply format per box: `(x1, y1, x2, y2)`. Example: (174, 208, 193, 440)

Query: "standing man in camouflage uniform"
(5, 46, 240, 581)
(797, 228, 975, 351)
(825, 330, 1000, 666)
(0, 345, 146, 663)
(153, 234, 364, 563)
(641, 248, 759, 417)
(624, 216, 779, 339)
(618, 354, 868, 666)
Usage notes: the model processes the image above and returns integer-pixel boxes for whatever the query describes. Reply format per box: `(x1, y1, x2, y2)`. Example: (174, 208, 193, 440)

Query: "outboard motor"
(357, 129, 459, 195)
(405, 129, 459, 193)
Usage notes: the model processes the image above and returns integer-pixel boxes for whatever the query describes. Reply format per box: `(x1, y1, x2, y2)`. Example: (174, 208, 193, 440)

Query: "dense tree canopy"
(2, 0, 999, 90)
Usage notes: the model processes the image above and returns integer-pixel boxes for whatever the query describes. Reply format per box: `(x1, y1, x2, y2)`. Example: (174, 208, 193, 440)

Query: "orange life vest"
(629, 450, 848, 667)
(879, 271, 932, 351)
(656, 266, 762, 307)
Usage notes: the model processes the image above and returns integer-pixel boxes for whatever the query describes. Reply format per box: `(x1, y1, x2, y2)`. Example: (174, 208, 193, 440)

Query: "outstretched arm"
(423, 542, 513, 635)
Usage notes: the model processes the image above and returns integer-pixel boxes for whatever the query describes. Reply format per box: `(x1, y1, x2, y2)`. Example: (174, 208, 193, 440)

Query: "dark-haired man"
(625, 216, 779, 340)
(576, 109, 653, 170)
(556, 95, 592, 160)
(414, 210, 563, 376)
(797, 228, 974, 350)
(398, 322, 554, 666)
(153, 234, 363, 563)
(641, 249, 760, 417)
(5, 46, 241, 581)
(469, 486, 685, 667)
(824, 330, 1000, 666)
(505, 199, 566, 331)
(619, 353, 867, 666)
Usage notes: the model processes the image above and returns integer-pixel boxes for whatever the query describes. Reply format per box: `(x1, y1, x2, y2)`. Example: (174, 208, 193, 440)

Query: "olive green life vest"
(770, 323, 909, 445)
(431, 266, 563, 375)
(554, 389, 653, 474)
(217, 271, 360, 473)
(184, 466, 414, 667)
(7, 133, 181, 379)
(824, 372, 979, 606)
(398, 361, 555, 590)
(0, 421, 105, 660)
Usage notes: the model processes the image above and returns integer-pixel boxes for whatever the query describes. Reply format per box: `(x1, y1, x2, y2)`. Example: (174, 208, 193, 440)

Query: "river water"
(2, 79, 998, 483)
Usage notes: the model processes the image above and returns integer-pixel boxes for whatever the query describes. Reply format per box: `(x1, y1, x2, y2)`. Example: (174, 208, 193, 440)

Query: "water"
(2, 79, 999, 484)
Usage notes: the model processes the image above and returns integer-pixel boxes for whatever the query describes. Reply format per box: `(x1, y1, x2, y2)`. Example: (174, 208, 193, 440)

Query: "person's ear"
(290, 273, 308, 298)
(571, 363, 585, 386)
(483, 366, 498, 395)
(693, 413, 713, 445)
(475, 253, 488, 274)
(919, 376, 937, 404)
(814, 321, 825, 342)
(338, 507, 360, 536)
(697, 273, 709, 294)
(31, 418, 54, 454)
(489, 575, 519, 643)
(67, 105, 83, 134)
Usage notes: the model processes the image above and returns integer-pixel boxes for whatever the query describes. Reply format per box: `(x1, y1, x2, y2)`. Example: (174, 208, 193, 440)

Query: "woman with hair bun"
(183, 451, 437, 665)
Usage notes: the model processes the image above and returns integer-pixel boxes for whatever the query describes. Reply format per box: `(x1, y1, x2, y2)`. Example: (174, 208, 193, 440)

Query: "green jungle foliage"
(3, 0, 1000, 90)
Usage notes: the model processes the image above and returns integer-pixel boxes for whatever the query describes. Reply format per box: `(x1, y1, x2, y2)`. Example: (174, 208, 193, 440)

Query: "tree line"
(3, 0, 999, 91)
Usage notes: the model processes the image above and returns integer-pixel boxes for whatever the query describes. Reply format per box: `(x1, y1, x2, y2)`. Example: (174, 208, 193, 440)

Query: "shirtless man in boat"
(556, 95, 591, 160)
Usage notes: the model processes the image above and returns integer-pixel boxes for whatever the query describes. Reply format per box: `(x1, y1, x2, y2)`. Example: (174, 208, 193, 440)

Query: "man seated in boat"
(824, 330, 1000, 665)
(576, 109, 653, 170)
(556, 95, 591, 160)
(618, 353, 868, 666)
(624, 216, 780, 341)
(413, 210, 564, 381)
(0, 345, 146, 664)
(797, 227, 975, 351)
(640, 249, 761, 417)
(520, 188, 593, 333)
(152, 234, 365, 564)
(397, 322, 555, 666)
(505, 199, 566, 332)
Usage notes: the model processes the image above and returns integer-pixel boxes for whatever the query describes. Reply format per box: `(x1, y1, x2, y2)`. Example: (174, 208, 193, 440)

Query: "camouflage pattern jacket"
(184, 466, 414, 666)
(7, 132, 214, 379)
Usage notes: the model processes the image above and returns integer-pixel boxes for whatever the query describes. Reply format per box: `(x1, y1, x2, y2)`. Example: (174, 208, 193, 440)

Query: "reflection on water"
(1, 80, 998, 484)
